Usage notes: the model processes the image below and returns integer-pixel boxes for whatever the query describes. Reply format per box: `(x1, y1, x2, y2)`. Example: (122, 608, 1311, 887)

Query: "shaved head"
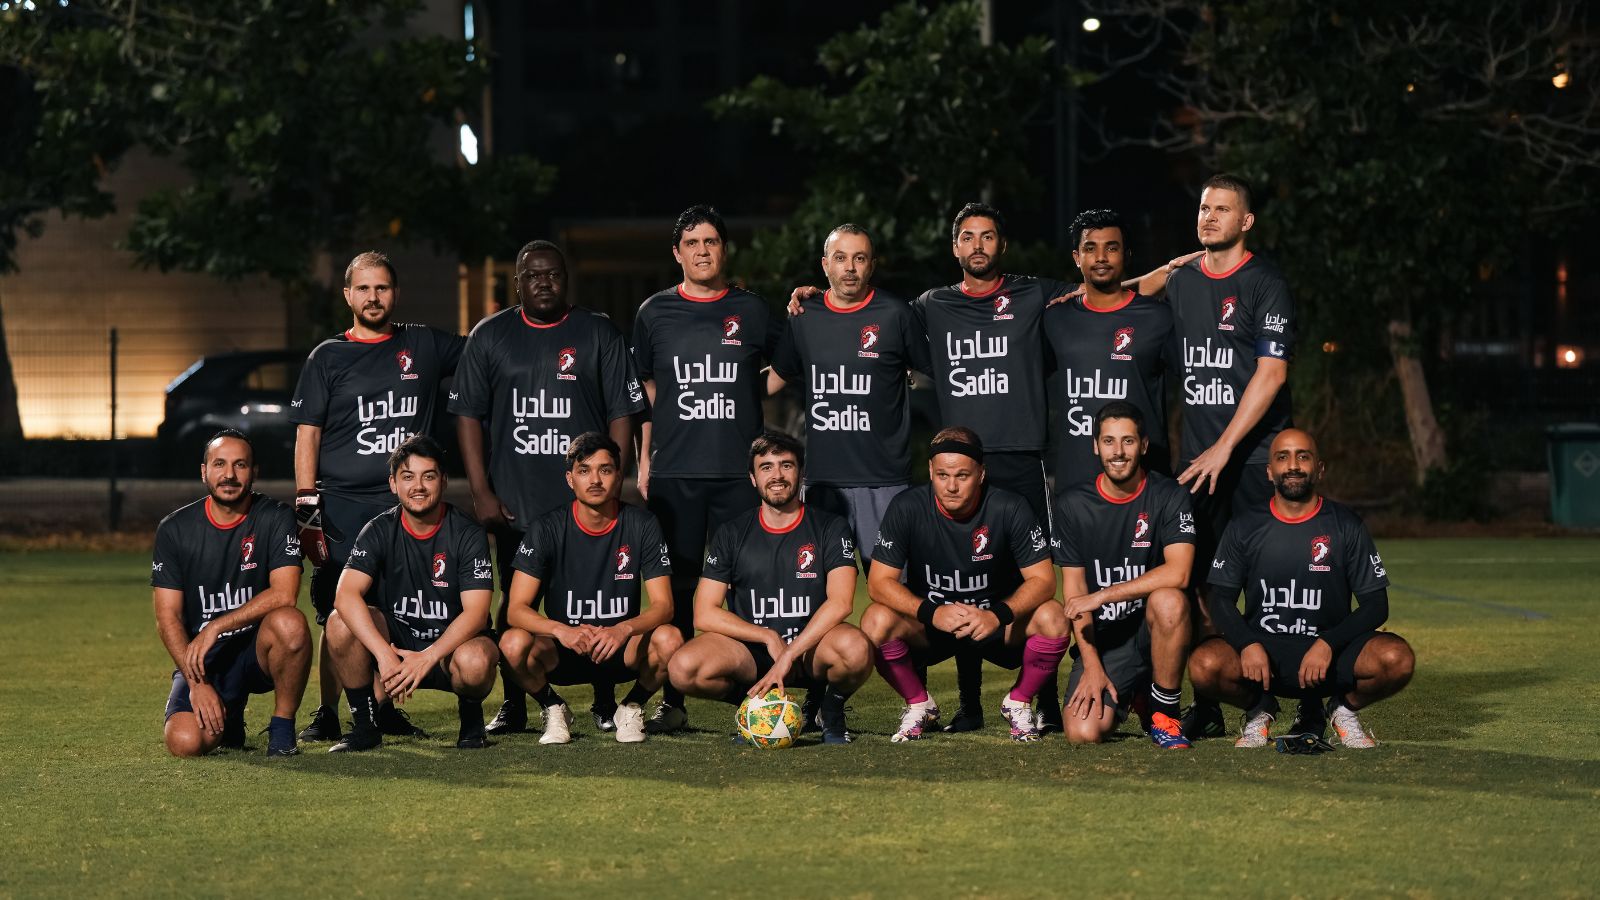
(1267, 428, 1324, 503)
(1270, 428, 1319, 457)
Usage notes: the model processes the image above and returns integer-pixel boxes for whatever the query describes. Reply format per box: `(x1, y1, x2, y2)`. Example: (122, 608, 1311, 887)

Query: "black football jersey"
(449, 306, 645, 523)
(344, 504, 494, 644)
(1052, 472, 1195, 642)
(1166, 254, 1294, 464)
(631, 285, 781, 478)
(1208, 496, 1388, 640)
(770, 288, 932, 486)
(151, 493, 302, 639)
(1043, 292, 1175, 488)
(913, 274, 1068, 453)
(512, 502, 672, 627)
(872, 484, 1050, 611)
(290, 325, 465, 498)
(702, 506, 856, 643)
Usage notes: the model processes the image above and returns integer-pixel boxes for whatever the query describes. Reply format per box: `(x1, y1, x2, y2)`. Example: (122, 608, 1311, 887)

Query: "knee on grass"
(164, 714, 218, 758)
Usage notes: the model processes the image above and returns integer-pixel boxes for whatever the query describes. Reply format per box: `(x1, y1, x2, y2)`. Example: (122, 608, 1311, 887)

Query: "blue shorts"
(164, 630, 274, 720)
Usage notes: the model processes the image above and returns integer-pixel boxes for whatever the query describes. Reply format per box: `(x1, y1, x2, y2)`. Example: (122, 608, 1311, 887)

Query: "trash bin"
(1547, 423, 1600, 527)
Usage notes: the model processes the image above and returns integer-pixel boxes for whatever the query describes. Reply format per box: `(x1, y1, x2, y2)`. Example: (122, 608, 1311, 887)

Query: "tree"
(1095, 0, 1600, 485)
(712, 1, 1073, 299)
(0, 0, 552, 339)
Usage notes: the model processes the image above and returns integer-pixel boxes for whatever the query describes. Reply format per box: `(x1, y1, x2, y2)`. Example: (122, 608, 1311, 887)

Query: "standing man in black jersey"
(668, 431, 870, 745)
(1053, 403, 1195, 748)
(865, 428, 1068, 743)
(291, 251, 465, 742)
(325, 436, 499, 752)
(1190, 429, 1413, 749)
(767, 223, 931, 561)
(451, 240, 647, 737)
(632, 205, 781, 734)
(500, 433, 681, 744)
(1165, 175, 1296, 740)
(1045, 210, 1177, 489)
(152, 430, 310, 757)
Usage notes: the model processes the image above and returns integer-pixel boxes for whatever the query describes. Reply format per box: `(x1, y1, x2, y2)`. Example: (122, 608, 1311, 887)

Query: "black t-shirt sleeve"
(901, 309, 933, 376)
(1321, 588, 1389, 651)
(436, 328, 467, 377)
(511, 518, 552, 580)
(1250, 268, 1294, 360)
(151, 520, 186, 590)
(639, 513, 673, 580)
(1007, 497, 1050, 569)
(344, 519, 385, 577)
(1342, 514, 1389, 595)
(1207, 519, 1247, 589)
(1050, 497, 1083, 568)
(871, 496, 914, 569)
(761, 305, 784, 363)
(1208, 582, 1256, 652)
(455, 519, 494, 590)
(702, 522, 737, 583)
(266, 505, 304, 570)
(771, 322, 802, 381)
(289, 347, 330, 427)
(1157, 487, 1197, 548)
(600, 323, 648, 421)
(821, 515, 857, 572)
(448, 327, 493, 419)
(630, 306, 656, 381)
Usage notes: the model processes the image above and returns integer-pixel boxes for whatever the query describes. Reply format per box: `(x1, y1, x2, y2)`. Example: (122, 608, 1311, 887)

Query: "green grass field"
(3, 539, 1598, 898)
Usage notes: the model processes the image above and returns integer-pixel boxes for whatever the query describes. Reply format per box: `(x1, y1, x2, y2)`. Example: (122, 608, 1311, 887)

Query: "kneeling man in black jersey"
(500, 433, 682, 744)
(864, 428, 1068, 743)
(326, 436, 500, 751)
(668, 431, 871, 744)
(1189, 428, 1414, 748)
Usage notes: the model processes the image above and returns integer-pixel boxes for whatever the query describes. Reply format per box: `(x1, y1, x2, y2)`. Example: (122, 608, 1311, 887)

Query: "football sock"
(1246, 692, 1280, 720)
(501, 676, 526, 709)
(1150, 682, 1183, 720)
(1008, 635, 1069, 703)
(266, 715, 296, 752)
(662, 684, 685, 708)
(593, 681, 618, 712)
(457, 697, 485, 736)
(874, 639, 929, 704)
(720, 685, 748, 705)
(955, 648, 982, 710)
(529, 685, 565, 710)
(821, 685, 849, 716)
(621, 683, 655, 707)
(346, 687, 378, 733)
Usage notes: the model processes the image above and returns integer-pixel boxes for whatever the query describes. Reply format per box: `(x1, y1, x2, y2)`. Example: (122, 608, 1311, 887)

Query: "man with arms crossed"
(500, 433, 681, 744)
(633, 205, 781, 733)
(1189, 429, 1414, 748)
(668, 431, 869, 745)
(152, 430, 310, 757)
(325, 436, 499, 752)
(1054, 403, 1195, 748)
(451, 240, 646, 737)
(292, 251, 464, 742)
(864, 427, 1069, 743)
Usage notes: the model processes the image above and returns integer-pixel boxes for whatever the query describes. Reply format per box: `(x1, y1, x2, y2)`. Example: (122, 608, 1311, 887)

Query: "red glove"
(295, 490, 330, 567)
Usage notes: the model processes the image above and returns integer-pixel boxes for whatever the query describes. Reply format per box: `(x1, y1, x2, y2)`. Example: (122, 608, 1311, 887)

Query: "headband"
(928, 439, 984, 462)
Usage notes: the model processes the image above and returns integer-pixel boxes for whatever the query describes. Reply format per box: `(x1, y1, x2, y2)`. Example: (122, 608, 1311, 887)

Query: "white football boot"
(539, 703, 573, 745)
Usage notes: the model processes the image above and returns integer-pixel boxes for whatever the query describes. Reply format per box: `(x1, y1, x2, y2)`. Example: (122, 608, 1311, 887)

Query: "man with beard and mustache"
(449, 241, 646, 739)
(667, 431, 870, 745)
(1163, 175, 1296, 740)
(291, 251, 465, 743)
(151, 430, 310, 757)
(1189, 429, 1413, 749)
(324, 436, 499, 752)
(1052, 403, 1195, 748)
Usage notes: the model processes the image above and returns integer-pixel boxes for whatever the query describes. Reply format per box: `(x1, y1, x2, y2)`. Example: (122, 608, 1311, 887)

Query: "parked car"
(158, 350, 304, 477)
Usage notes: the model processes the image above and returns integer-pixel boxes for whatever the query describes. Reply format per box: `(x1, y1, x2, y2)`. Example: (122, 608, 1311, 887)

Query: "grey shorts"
(1065, 620, 1151, 714)
(803, 482, 911, 565)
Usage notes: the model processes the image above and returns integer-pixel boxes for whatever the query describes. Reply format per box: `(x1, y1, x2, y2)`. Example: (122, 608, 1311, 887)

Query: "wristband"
(988, 603, 1015, 628)
(916, 600, 940, 626)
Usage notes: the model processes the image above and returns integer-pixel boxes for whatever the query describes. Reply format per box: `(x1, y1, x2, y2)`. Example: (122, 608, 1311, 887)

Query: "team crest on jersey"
(557, 347, 578, 381)
(1218, 297, 1237, 332)
(239, 534, 257, 571)
(993, 295, 1014, 321)
(431, 552, 449, 586)
(396, 349, 420, 380)
(1310, 535, 1332, 572)
(1131, 514, 1151, 549)
(1112, 327, 1135, 361)
(971, 525, 993, 561)
(859, 324, 881, 358)
(722, 315, 743, 345)
(614, 545, 635, 580)
(796, 543, 818, 578)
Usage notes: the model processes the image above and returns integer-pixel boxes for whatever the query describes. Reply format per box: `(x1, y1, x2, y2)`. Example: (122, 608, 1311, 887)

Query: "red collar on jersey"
(1270, 495, 1323, 524)
(344, 328, 394, 344)
(401, 509, 445, 540)
(759, 504, 805, 534)
(1095, 474, 1147, 504)
(932, 487, 982, 523)
(1200, 251, 1253, 280)
(959, 276, 1006, 298)
(571, 500, 620, 536)
(520, 308, 571, 329)
(823, 288, 875, 313)
(677, 284, 729, 303)
(204, 496, 253, 530)
(1083, 290, 1136, 314)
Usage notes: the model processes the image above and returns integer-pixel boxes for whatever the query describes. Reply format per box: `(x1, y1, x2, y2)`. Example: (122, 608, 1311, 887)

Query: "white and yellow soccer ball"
(736, 688, 803, 749)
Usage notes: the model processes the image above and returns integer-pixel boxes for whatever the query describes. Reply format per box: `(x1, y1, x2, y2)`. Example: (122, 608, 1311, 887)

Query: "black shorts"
(546, 643, 638, 686)
(914, 626, 1024, 671)
(985, 451, 1052, 531)
(738, 640, 825, 692)
(164, 630, 273, 720)
(310, 493, 393, 624)
(385, 619, 495, 693)
(1183, 454, 1275, 590)
(1064, 620, 1151, 712)
(1257, 631, 1379, 699)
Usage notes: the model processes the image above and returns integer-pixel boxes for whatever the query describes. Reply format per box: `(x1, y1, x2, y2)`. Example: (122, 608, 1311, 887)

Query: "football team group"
(152, 173, 1415, 758)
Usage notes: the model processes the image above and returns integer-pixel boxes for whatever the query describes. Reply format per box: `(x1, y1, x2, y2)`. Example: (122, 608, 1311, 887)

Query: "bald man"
(1188, 429, 1413, 749)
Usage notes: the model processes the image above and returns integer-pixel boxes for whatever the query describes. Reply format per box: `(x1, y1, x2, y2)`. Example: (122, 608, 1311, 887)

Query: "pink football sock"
(1009, 635, 1069, 703)
(874, 639, 929, 704)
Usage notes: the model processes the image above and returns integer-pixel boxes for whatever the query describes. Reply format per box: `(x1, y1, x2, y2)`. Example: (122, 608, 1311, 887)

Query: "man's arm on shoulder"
(1131, 251, 1204, 296)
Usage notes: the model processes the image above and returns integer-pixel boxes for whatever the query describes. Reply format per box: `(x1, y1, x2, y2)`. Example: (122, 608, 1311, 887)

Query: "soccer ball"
(736, 689, 803, 749)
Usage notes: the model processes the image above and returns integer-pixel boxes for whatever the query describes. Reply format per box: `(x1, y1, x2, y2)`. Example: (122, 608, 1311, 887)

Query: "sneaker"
(819, 694, 852, 745)
(1149, 711, 1193, 749)
(1034, 682, 1063, 735)
(941, 704, 983, 733)
(614, 702, 646, 743)
(1289, 699, 1328, 738)
(1234, 710, 1274, 748)
(297, 705, 342, 742)
(1000, 697, 1041, 743)
(329, 729, 382, 753)
(800, 690, 823, 735)
(591, 703, 617, 733)
(1181, 700, 1228, 740)
(486, 700, 528, 736)
(643, 702, 688, 735)
(891, 699, 941, 743)
(539, 703, 573, 745)
(1329, 703, 1377, 749)
(455, 732, 490, 750)
(266, 743, 301, 758)
(376, 703, 428, 738)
